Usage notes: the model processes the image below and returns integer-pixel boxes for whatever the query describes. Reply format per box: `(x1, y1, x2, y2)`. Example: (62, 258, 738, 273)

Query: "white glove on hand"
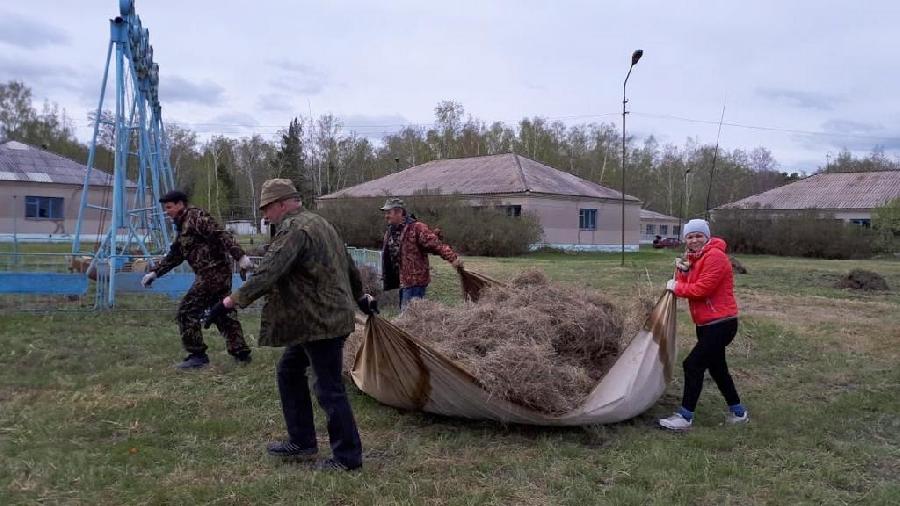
(451, 258, 464, 270)
(141, 272, 157, 288)
(238, 255, 254, 271)
(665, 279, 677, 292)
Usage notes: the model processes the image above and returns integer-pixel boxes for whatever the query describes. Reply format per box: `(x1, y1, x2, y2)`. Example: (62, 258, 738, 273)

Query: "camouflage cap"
(259, 179, 300, 209)
(380, 197, 406, 211)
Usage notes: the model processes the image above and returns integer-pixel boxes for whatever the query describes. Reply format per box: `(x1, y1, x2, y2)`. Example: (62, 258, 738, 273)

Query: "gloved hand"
(201, 301, 233, 329)
(665, 279, 677, 292)
(451, 258, 464, 271)
(238, 255, 254, 281)
(356, 294, 379, 316)
(674, 257, 691, 272)
(141, 272, 157, 288)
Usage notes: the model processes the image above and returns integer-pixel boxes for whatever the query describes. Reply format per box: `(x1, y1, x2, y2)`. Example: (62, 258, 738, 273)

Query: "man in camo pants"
(141, 190, 254, 369)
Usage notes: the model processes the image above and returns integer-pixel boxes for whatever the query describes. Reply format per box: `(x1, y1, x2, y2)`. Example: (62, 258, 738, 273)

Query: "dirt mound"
(836, 269, 890, 291)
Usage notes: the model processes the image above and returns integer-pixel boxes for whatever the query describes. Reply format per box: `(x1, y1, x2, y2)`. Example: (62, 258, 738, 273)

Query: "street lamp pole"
(622, 49, 643, 266)
(680, 167, 692, 238)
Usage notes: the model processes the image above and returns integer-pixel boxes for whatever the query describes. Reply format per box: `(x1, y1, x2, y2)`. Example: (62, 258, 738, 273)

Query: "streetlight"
(622, 49, 643, 266)
(679, 167, 692, 238)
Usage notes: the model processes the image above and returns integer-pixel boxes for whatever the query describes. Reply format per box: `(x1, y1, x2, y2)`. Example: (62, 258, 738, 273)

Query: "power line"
(630, 111, 900, 142)
(74, 110, 900, 144)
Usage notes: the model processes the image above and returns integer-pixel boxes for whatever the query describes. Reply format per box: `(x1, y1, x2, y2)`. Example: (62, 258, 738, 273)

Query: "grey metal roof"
(0, 140, 126, 187)
(319, 153, 640, 202)
(640, 209, 679, 221)
(717, 171, 900, 210)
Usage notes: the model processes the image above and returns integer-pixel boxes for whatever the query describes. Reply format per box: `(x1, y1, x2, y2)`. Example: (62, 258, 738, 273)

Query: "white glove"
(141, 272, 157, 288)
(238, 255, 254, 271)
(665, 279, 677, 292)
(451, 258, 464, 270)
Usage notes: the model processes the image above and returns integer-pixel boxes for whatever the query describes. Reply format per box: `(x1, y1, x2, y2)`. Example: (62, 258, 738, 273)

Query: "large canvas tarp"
(350, 290, 677, 426)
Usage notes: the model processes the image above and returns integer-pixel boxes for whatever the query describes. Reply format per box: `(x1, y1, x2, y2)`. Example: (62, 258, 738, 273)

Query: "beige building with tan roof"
(0, 140, 135, 241)
(318, 153, 643, 251)
(716, 170, 900, 226)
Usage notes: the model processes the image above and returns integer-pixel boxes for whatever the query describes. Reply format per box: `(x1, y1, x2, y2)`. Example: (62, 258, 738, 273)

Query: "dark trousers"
(277, 336, 362, 468)
(681, 318, 742, 412)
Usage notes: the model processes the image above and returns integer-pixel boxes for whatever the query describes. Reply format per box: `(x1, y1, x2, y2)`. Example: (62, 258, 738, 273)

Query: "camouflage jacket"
(152, 206, 245, 279)
(381, 219, 458, 290)
(231, 208, 362, 346)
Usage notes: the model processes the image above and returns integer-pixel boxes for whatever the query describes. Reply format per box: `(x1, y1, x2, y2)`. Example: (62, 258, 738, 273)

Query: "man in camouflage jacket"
(141, 190, 253, 369)
(207, 179, 376, 471)
(380, 197, 462, 309)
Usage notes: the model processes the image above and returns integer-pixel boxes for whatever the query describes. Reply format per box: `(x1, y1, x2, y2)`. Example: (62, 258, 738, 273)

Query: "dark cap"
(159, 190, 189, 204)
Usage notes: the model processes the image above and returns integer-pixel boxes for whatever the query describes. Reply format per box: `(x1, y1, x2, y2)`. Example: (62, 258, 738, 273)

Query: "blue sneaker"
(175, 353, 210, 369)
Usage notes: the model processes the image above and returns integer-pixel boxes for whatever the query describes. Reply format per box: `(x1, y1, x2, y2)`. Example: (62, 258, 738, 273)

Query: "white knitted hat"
(683, 218, 711, 238)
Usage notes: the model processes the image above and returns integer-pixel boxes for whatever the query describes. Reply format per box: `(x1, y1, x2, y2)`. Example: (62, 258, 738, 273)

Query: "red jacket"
(674, 237, 739, 325)
(382, 220, 458, 290)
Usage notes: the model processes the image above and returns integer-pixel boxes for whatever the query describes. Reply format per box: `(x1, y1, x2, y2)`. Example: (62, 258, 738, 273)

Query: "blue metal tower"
(73, 0, 176, 307)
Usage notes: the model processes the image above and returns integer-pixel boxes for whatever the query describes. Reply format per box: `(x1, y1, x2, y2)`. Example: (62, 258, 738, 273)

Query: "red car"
(652, 237, 682, 249)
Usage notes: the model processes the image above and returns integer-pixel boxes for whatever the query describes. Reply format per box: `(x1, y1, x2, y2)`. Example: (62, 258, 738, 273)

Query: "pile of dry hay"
(348, 269, 653, 415)
(836, 269, 890, 291)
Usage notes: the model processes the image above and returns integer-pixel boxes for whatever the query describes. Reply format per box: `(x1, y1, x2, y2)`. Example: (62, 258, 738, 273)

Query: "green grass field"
(2, 249, 898, 505)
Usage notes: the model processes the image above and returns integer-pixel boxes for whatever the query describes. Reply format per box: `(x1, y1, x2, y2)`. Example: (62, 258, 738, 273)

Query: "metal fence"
(0, 248, 382, 313)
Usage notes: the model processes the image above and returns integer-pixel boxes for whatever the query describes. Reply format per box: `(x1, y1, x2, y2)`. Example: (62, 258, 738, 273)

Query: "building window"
(645, 224, 656, 235)
(673, 225, 681, 236)
(659, 224, 669, 236)
(850, 219, 871, 228)
(25, 196, 64, 219)
(579, 209, 597, 230)
(496, 205, 522, 217)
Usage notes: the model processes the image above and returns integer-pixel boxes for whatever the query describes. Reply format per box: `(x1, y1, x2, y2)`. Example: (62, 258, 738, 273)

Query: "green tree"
(872, 197, 900, 253)
(0, 80, 36, 139)
(272, 117, 310, 201)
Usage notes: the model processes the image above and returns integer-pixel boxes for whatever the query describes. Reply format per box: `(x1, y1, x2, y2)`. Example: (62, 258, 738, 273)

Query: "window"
(496, 205, 522, 217)
(659, 224, 669, 235)
(673, 225, 681, 236)
(850, 219, 871, 228)
(579, 209, 597, 230)
(645, 224, 656, 235)
(25, 196, 64, 219)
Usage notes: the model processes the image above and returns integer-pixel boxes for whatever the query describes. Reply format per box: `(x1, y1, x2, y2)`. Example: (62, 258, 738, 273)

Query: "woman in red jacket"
(659, 219, 748, 431)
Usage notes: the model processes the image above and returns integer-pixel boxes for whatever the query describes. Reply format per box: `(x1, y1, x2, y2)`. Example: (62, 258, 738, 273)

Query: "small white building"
(639, 209, 681, 244)
(225, 220, 257, 236)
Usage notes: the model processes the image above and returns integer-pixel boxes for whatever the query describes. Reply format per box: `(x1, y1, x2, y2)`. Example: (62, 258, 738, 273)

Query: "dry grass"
(386, 269, 630, 415)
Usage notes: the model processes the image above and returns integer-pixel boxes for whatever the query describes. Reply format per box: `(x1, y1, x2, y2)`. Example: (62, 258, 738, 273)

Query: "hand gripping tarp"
(350, 290, 677, 426)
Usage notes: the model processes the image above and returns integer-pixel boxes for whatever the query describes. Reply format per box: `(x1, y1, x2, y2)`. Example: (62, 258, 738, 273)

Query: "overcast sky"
(2, 0, 898, 172)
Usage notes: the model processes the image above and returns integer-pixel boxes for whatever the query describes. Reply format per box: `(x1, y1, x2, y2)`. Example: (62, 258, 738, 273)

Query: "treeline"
(3, 80, 897, 228)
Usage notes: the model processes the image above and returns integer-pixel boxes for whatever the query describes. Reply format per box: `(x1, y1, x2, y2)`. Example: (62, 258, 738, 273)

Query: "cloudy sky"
(1, 0, 898, 172)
